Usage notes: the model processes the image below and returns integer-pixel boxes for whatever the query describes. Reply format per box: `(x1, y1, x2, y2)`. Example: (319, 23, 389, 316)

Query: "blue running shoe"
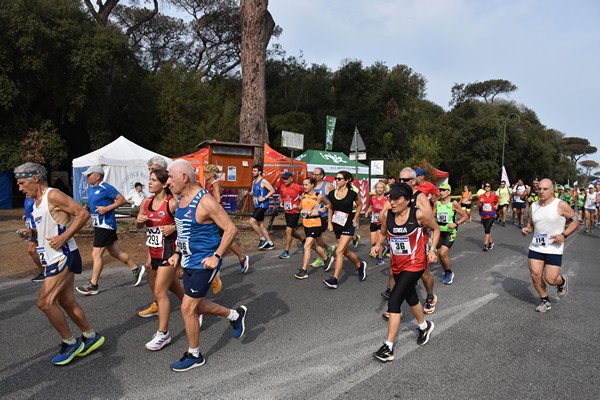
(442, 271, 455, 285)
(376, 257, 385, 265)
(171, 351, 206, 372)
(52, 340, 84, 365)
(279, 250, 290, 259)
(78, 333, 105, 357)
(231, 305, 247, 339)
(240, 255, 250, 274)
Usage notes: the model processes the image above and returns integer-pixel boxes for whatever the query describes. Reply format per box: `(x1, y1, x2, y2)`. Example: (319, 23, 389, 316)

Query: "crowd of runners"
(14, 159, 596, 369)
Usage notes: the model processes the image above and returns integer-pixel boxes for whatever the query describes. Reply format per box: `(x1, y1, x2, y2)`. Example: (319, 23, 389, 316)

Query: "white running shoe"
(145, 331, 172, 351)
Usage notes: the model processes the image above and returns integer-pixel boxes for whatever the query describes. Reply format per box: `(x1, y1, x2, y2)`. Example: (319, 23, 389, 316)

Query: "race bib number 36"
(389, 237, 412, 255)
(146, 227, 163, 248)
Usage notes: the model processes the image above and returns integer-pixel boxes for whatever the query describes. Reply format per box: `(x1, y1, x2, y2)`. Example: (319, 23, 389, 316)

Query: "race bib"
(300, 210, 310, 218)
(36, 246, 49, 267)
(533, 233, 548, 247)
(284, 201, 293, 211)
(389, 237, 412, 256)
(253, 197, 258, 205)
(371, 213, 380, 223)
(437, 212, 449, 224)
(91, 213, 100, 227)
(176, 239, 192, 256)
(331, 210, 349, 226)
(146, 226, 163, 248)
(482, 203, 492, 212)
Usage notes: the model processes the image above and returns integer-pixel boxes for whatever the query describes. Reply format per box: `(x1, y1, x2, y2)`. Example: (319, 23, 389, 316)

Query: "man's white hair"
(399, 167, 416, 179)
(147, 156, 168, 169)
(170, 159, 196, 183)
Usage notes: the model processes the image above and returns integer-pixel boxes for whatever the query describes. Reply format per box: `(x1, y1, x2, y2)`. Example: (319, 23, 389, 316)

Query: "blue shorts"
(44, 249, 83, 277)
(182, 268, 220, 298)
(528, 250, 562, 267)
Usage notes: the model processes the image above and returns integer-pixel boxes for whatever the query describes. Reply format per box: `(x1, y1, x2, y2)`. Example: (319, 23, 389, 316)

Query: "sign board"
(349, 152, 367, 160)
(350, 127, 366, 151)
(282, 131, 304, 150)
(370, 159, 385, 176)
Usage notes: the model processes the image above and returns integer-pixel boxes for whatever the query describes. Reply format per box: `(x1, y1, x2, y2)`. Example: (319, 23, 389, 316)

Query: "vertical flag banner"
(325, 115, 336, 151)
(501, 166, 511, 188)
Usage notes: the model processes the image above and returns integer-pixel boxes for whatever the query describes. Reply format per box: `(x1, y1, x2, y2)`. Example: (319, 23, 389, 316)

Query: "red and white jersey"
(144, 195, 176, 259)
(280, 183, 302, 214)
(386, 205, 428, 274)
(369, 195, 388, 225)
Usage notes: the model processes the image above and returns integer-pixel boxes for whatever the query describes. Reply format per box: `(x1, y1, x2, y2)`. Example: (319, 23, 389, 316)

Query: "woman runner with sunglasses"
(322, 171, 367, 289)
(478, 182, 499, 251)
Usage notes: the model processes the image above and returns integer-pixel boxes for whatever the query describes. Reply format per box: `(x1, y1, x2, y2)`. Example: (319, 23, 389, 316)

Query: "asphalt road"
(1, 218, 599, 400)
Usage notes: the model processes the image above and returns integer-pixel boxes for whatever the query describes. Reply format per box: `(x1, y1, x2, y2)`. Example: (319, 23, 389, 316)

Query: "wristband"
(213, 252, 222, 259)
(561, 233, 567, 239)
(174, 251, 182, 258)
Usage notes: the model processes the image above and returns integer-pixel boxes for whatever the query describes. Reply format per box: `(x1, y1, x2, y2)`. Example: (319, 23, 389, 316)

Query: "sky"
(267, 0, 600, 165)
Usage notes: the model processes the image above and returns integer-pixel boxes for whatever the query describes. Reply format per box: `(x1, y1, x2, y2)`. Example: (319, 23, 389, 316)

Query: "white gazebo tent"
(72, 136, 171, 203)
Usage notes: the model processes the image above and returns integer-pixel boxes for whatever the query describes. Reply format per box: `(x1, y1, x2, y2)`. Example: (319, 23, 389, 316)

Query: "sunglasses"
(398, 178, 414, 182)
(335, 177, 345, 181)
(440, 188, 450, 191)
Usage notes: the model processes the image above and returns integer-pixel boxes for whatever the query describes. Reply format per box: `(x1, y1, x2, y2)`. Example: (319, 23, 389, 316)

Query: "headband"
(14, 171, 44, 179)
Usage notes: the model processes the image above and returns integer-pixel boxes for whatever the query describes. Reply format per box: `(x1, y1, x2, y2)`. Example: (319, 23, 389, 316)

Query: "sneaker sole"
(373, 354, 394, 362)
(138, 311, 159, 318)
(359, 262, 367, 281)
(233, 306, 247, 339)
(295, 274, 309, 280)
(53, 342, 85, 365)
(171, 358, 206, 372)
(78, 335, 105, 357)
(418, 322, 435, 346)
(145, 336, 171, 351)
(536, 305, 551, 312)
(241, 256, 250, 274)
(133, 267, 146, 287)
(323, 280, 338, 289)
(558, 274, 568, 299)
(279, 255, 291, 259)
(76, 287, 98, 296)
(324, 256, 335, 272)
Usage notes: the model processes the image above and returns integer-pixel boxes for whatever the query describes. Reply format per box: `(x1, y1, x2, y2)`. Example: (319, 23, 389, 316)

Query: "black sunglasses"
(335, 177, 344, 181)
(398, 178, 414, 182)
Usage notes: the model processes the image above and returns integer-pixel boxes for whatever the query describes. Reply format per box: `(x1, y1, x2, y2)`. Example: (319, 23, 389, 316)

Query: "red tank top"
(386, 206, 428, 274)
(370, 195, 388, 225)
(144, 195, 176, 259)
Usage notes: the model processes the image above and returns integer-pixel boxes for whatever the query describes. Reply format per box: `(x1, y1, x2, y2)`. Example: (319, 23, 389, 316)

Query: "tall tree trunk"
(240, 0, 274, 165)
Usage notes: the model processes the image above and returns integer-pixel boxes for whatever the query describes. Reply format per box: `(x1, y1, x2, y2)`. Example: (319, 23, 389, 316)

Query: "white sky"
(268, 0, 600, 165)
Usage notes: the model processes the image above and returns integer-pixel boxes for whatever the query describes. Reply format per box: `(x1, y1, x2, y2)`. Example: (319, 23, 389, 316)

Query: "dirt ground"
(0, 208, 372, 280)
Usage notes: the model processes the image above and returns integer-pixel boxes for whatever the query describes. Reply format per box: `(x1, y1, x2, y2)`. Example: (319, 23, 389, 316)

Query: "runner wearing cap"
(583, 184, 597, 233)
(76, 165, 143, 295)
(278, 171, 305, 259)
(434, 182, 468, 284)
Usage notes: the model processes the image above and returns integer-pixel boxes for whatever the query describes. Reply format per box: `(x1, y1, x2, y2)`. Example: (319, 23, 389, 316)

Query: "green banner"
(325, 115, 336, 151)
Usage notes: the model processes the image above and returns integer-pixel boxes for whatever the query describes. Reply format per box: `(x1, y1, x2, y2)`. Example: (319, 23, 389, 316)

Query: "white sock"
(418, 321, 428, 330)
(188, 347, 200, 357)
(62, 336, 77, 345)
(227, 309, 239, 321)
(82, 329, 96, 339)
(385, 340, 394, 350)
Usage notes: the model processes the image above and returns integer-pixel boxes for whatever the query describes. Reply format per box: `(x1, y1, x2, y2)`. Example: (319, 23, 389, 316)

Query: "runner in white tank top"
(521, 179, 580, 313)
(15, 162, 105, 366)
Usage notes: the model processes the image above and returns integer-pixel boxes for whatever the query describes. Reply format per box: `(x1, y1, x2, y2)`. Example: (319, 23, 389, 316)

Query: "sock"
(426, 293, 434, 300)
(62, 336, 77, 345)
(418, 321, 428, 330)
(541, 296, 549, 302)
(447, 269, 452, 274)
(260, 237, 265, 241)
(82, 329, 96, 339)
(559, 276, 566, 287)
(227, 309, 240, 321)
(188, 347, 200, 358)
(384, 340, 394, 350)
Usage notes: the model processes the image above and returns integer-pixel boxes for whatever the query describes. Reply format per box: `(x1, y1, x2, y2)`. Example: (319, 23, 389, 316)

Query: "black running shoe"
(373, 343, 394, 362)
(417, 321, 435, 345)
(381, 287, 391, 299)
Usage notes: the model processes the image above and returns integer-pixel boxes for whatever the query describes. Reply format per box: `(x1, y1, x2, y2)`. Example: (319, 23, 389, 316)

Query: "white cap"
(83, 165, 105, 175)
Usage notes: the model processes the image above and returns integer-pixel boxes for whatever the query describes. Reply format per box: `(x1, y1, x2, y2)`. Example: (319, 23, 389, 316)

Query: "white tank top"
(31, 188, 78, 265)
(528, 197, 564, 255)
(584, 192, 596, 209)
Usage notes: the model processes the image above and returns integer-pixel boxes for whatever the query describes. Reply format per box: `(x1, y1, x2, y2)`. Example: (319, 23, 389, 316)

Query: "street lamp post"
(501, 113, 522, 170)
